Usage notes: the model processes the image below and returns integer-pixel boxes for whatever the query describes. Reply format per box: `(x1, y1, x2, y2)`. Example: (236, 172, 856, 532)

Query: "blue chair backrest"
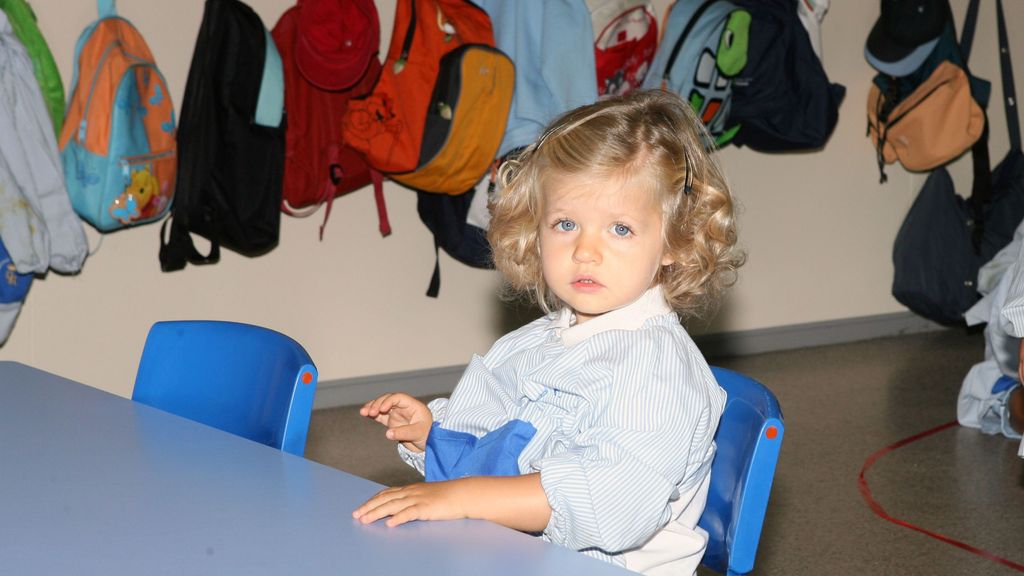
(132, 320, 318, 456)
(699, 367, 784, 576)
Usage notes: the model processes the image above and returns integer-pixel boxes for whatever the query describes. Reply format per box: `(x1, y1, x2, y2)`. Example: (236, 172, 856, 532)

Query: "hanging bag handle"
(995, 0, 1020, 152)
(97, 0, 116, 18)
(957, 0, 992, 248)
(962, 0, 1020, 253)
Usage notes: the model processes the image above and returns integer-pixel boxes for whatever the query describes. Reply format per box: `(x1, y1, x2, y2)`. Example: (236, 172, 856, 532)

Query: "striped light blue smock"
(401, 287, 726, 575)
(998, 258, 1024, 458)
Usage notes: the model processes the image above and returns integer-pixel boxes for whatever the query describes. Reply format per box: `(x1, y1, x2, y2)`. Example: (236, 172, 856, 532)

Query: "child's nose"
(572, 233, 601, 264)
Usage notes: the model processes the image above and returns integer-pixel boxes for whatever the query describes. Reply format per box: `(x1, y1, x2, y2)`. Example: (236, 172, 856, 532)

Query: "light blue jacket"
(475, 0, 598, 157)
(0, 10, 86, 276)
(0, 10, 87, 343)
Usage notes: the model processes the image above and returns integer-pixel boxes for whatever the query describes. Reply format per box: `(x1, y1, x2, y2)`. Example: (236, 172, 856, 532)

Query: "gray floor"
(305, 328, 1024, 575)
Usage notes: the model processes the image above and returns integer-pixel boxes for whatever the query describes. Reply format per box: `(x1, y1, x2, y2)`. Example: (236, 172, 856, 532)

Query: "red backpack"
(273, 1, 390, 239)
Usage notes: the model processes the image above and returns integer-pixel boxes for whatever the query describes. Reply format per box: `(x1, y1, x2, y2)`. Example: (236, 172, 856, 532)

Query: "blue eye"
(612, 224, 632, 237)
(556, 219, 577, 232)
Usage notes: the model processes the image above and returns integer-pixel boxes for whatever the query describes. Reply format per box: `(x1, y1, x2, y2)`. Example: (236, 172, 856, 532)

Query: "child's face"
(539, 172, 672, 324)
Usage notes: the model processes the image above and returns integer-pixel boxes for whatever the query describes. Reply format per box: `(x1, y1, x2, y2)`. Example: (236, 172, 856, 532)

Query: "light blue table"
(0, 361, 633, 575)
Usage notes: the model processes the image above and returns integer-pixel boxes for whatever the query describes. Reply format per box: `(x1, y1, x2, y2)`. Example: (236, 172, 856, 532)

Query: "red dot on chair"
(765, 426, 778, 440)
(301, 372, 313, 385)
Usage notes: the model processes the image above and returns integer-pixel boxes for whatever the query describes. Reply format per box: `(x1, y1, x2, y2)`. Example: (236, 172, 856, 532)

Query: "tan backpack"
(867, 60, 983, 176)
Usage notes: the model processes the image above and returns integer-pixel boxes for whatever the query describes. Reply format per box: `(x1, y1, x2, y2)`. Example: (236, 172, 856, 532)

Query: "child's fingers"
(352, 487, 409, 524)
(385, 422, 425, 444)
(384, 505, 422, 527)
(360, 393, 395, 418)
(377, 392, 412, 413)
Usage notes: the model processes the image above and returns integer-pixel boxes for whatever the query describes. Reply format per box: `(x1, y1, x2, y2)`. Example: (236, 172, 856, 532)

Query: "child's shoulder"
(587, 314, 712, 382)
(590, 313, 693, 354)
(484, 312, 559, 358)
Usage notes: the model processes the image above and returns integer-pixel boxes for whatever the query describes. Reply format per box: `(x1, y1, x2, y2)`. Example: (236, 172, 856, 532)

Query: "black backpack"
(160, 0, 285, 271)
(726, 0, 845, 152)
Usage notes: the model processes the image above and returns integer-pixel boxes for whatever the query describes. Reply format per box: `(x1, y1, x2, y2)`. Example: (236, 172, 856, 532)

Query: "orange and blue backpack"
(59, 0, 175, 232)
(342, 0, 513, 195)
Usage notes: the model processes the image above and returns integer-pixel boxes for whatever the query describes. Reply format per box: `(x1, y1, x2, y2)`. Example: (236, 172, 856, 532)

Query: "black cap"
(866, 0, 951, 64)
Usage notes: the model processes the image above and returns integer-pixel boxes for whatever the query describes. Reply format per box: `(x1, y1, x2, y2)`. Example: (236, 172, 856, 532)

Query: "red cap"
(295, 0, 380, 91)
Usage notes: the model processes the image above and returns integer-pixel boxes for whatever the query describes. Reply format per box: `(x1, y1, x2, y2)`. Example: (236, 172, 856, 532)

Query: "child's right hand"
(360, 393, 433, 453)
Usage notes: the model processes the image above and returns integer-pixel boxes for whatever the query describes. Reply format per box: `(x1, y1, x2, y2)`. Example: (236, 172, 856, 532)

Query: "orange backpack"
(342, 0, 510, 193)
(388, 44, 513, 194)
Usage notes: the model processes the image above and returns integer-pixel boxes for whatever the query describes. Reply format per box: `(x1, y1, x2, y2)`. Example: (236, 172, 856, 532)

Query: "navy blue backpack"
(727, 0, 845, 151)
(416, 180, 494, 298)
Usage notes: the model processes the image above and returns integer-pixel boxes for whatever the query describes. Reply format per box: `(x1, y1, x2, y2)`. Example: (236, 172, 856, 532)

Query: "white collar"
(551, 286, 672, 348)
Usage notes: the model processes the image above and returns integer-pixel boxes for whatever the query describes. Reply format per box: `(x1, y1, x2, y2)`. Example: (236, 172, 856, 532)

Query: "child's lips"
(572, 277, 603, 291)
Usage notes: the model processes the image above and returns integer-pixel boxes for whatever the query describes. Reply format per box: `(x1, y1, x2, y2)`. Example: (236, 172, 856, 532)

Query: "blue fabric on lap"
(425, 420, 536, 482)
(991, 374, 1018, 395)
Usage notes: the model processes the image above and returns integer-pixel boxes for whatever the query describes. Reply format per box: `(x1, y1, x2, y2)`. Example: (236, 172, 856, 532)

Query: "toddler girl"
(354, 89, 743, 575)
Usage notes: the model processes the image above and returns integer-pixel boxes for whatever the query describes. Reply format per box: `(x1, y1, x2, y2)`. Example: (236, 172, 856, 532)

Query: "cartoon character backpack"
(59, 0, 175, 232)
(642, 0, 750, 147)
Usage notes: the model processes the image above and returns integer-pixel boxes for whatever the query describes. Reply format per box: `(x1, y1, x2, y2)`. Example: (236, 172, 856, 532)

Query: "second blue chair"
(699, 367, 785, 576)
(132, 320, 318, 457)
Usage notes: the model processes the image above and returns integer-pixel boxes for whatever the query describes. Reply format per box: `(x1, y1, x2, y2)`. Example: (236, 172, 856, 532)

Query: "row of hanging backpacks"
(49, 0, 510, 284)
(47, 0, 847, 292)
(50, 0, 383, 273)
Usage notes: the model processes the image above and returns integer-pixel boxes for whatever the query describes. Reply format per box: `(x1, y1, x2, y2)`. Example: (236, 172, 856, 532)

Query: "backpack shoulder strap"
(254, 28, 284, 128)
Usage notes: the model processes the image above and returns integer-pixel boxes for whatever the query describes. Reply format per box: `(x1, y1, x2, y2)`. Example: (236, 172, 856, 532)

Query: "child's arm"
(352, 473, 552, 532)
(360, 393, 433, 453)
(1018, 339, 1024, 383)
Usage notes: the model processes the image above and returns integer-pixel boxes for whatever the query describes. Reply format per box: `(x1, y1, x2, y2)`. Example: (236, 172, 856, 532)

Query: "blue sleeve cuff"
(425, 420, 536, 482)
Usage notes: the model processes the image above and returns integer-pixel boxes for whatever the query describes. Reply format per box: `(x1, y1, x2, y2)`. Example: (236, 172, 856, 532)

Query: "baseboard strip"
(693, 311, 943, 359)
(314, 311, 944, 409)
(314, 364, 465, 410)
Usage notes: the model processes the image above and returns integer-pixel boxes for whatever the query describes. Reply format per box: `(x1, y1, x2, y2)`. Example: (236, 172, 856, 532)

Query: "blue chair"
(699, 367, 785, 576)
(132, 320, 318, 457)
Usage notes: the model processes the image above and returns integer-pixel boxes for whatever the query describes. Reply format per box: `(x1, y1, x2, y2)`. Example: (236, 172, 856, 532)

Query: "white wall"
(3, 0, 1020, 397)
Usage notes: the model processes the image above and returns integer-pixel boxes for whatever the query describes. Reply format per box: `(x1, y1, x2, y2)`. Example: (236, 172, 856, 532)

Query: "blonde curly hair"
(487, 89, 744, 319)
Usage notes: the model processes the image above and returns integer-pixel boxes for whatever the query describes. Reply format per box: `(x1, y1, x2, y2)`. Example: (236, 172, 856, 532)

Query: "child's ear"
(661, 253, 675, 267)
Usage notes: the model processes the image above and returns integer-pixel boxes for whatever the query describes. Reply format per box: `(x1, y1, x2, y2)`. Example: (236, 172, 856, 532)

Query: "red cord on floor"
(858, 419, 1024, 573)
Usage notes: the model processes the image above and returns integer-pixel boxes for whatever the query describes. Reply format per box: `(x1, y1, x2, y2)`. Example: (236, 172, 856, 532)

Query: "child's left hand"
(353, 481, 467, 527)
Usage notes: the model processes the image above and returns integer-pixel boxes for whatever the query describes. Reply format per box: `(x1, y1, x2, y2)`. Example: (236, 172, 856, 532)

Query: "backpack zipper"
(395, 0, 418, 74)
(78, 34, 162, 143)
(119, 148, 176, 183)
(78, 39, 122, 142)
(878, 76, 952, 129)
